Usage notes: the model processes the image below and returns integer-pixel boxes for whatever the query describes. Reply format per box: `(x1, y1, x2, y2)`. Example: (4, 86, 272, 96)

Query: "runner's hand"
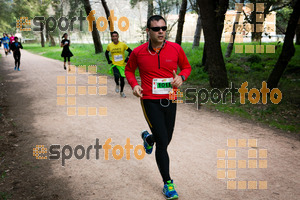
(171, 70, 183, 88)
(108, 60, 112, 64)
(133, 85, 143, 98)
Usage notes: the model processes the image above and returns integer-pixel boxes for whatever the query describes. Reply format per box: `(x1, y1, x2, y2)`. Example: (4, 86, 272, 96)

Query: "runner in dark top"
(60, 33, 73, 71)
(10, 37, 23, 71)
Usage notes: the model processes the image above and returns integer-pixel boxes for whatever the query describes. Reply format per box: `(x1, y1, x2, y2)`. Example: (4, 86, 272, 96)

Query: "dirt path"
(0, 49, 299, 200)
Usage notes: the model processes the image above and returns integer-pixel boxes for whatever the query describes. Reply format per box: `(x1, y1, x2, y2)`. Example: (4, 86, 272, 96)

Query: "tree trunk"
(202, 0, 228, 71)
(101, 0, 113, 31)
(49, 34, 56, 46)
(267, 0, 300, 90)
(296, 22, 300, 45)
(41, 23, 45, 47)
(192, 12, 202, 49)
(226, 0, 244, 58)
(175, 0, 187, 45)
(198, 0, 228, 88)
(82, 0, 103, 53)
(147, 0, 154, 40)
(147, 0, 153, 19)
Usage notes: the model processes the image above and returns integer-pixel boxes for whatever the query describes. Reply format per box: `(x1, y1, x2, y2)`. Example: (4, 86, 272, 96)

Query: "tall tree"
(225, 0, 245, 58)
(37, 0, 51, 47)
(175, 0, 187, 45)
(101, 0, 113, 31)
(198, 0, 229, 88)
(81, 0, 103, 53)
(189, 0, 202, 49)
(267, 0, 300, 89)
(201, 0, 228, 70)
(296, 21, 300, 45)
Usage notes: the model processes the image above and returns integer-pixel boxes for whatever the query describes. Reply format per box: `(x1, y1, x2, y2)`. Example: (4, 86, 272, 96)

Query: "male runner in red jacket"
(125, 15, 191, 199)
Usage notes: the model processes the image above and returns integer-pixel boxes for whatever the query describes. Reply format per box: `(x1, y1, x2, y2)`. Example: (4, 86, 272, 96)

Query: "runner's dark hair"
(110, 31, 119, 36)
(62, 33, 67, 38)
(147, 15, 167, 29)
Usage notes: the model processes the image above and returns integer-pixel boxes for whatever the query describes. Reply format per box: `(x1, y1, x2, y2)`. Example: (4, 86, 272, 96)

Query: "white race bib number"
(152, 78, 173, 94)
(114, 55, 123, 62)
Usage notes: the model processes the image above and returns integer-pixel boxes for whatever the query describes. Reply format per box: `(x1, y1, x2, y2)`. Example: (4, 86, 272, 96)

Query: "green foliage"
(276, 7, 293, 34)
(226, 63, 243, 73)
(247, 54, 262, 63)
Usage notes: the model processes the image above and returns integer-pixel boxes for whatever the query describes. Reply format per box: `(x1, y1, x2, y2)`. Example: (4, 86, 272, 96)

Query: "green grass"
(24, 42, 300, 133)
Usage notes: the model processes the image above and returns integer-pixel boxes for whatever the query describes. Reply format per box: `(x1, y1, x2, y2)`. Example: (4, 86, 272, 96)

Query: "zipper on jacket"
(158, 54, 160, 69)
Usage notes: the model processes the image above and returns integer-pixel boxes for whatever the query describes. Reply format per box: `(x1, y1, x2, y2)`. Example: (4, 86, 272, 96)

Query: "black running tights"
(141, 99, 177, 183)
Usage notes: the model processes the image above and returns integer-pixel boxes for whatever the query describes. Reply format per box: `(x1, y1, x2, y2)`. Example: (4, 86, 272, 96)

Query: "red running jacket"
(125, 41, 192, 99)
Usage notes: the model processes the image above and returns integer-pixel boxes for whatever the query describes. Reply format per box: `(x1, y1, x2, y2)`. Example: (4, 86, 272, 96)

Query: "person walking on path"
(2, 33, 10, 56)
(105, 31, 132, 98)
(60, 33, 73, 71)
(10, 37, 23, 71)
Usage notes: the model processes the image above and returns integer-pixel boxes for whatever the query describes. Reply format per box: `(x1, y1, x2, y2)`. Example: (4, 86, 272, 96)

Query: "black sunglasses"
(149, 26, 167, 32)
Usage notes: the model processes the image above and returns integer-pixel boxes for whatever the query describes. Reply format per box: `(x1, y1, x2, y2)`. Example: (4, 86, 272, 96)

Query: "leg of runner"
(13, 53, 17, 70)
(112, 66, 120, 93)
(63, 57, 67, 70)
(17, 53, 21, 70)
(67, 57, 71, 71)
(141, 99, 177, 183)
(120, 76, 126, 98)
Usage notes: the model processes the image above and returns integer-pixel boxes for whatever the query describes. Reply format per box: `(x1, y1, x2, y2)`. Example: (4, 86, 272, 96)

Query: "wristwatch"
(181, 75, 185, 81)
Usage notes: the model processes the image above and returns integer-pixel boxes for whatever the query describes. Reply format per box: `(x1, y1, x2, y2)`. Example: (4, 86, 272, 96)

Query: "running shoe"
(120, 92, 126, 98)
(64, 65, 66, 70)
(115, 85, 119, 93)
(17, 68, 20, 71)
(163, 180, 178, 199)
(14, 66, 16, 70)
(141, 130, 153, 154)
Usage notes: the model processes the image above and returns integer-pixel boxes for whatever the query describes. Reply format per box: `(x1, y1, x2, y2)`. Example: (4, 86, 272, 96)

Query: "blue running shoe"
(141, 130, 153, 154)
(17, 68, 20, 71)
(163, 180, 178, 199)
(14, 66, 16, 70)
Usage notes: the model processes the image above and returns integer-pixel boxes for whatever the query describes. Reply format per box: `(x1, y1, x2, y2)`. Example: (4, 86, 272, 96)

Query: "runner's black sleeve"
(20, 43, 23, 49)
(125, 48, 132, 63)
(105, 50, 112, 64)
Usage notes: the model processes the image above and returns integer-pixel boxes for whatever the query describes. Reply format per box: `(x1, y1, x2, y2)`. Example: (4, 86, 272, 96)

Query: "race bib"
(152, 78, 173, 94)
(114, 54, 123, 62)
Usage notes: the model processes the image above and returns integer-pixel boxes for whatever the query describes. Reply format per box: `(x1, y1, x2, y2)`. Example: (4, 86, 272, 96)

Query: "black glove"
(108, 60, 112, 64)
